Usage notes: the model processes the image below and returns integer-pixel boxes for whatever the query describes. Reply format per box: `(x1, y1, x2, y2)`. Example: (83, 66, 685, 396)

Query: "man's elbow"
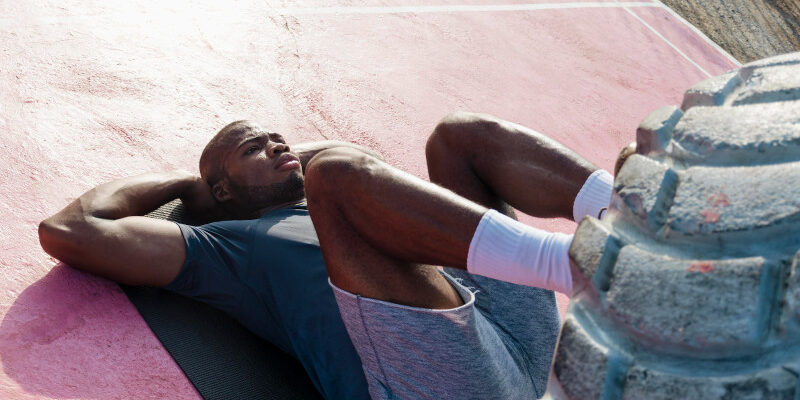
(38, 217, 85, 261)
(38, 218, 65, 257)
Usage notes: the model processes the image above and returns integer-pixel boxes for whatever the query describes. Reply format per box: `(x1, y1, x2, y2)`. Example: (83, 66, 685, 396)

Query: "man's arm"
(38, 171, 218, 286)
(293, 140, 383, 170)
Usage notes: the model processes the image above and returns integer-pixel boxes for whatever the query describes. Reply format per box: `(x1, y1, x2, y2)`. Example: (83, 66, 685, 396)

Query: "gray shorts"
(330, 268, 559, 400)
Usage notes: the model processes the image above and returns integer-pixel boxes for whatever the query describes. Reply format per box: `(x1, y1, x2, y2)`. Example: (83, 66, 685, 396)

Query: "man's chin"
(286, 170, 305, 187)
(275, 172, 306, 203)
(289, 169, 304, 180)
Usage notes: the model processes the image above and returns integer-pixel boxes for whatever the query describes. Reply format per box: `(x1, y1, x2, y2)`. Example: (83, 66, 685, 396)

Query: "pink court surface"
(0, 0, 739, 398)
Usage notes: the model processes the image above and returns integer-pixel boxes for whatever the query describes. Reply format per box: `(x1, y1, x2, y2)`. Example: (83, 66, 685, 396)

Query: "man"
(39, 112, 618, 399)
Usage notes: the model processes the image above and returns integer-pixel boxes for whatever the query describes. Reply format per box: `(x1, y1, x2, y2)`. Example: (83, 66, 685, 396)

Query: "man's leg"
(426, 111, 599, 220)
(305, 148, 483, 309)
(304, 114, 613, 398)
(306, 153, 543, 398)
(304, 112, 606, 307)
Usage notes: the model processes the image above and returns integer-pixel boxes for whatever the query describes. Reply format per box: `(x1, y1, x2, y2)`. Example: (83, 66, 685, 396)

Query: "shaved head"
(199, 120, 305, 216)
(199, 120, 260, 187)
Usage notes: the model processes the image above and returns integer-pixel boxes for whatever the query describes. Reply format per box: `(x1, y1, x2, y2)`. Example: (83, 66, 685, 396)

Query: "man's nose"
(267, 143, 289, 157)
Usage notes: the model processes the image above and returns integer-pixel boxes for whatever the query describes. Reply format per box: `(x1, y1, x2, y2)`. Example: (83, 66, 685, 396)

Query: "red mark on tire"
(688, 262, 714, 273)
(701, 209, 720, 223)
(702, 190, 728, 224)
(707, 192, 730, 207)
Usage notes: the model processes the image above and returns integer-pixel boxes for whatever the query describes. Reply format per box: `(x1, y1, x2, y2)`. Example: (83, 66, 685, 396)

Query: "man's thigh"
(304, 147, 477, 310)
(330, 270, 541, 400)
(311, 198, 463, 309)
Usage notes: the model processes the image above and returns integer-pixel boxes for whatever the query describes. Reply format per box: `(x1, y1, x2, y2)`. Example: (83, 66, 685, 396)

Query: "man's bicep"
(76, 216, 187, 287)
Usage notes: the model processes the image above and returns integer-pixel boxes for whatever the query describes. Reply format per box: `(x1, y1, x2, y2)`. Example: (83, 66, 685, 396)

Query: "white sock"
(466, 210, 574, 294)
(572, 169, 613, 221)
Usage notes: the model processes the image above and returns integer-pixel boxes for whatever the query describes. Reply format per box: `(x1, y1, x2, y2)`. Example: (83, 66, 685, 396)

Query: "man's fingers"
(614, 141, 637, 176)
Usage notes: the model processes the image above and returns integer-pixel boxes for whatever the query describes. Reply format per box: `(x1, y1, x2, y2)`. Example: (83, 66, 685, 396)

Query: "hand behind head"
(180, 175, 230, 222)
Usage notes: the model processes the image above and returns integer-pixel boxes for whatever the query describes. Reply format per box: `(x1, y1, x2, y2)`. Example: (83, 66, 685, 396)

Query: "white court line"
(0, 3, 660, 27)
(619, 5, 712, 77)
(266, 2, 661, 16)
(653, 1, 741, 67)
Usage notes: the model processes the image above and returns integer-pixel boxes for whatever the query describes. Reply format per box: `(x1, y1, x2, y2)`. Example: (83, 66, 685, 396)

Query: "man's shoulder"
(178, 217, 259, 248)
(181, 204, 314, 245)
(260, 203, 309, 217)
(193, 217, 260, 231)
(255, 205, 318, 245)
(256, 204, 312, 225)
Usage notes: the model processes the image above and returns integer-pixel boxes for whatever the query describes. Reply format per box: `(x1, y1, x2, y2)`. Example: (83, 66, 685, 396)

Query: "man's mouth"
(275, 154, 301, 171)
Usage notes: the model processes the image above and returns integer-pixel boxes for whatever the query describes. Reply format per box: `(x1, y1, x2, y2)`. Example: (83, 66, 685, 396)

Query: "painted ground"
(0, 1, 737, 398)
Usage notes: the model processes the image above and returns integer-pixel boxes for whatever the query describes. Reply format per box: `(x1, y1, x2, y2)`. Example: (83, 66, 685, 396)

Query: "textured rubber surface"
(555, 52, 800, 399)
(121, 200, 322, 400)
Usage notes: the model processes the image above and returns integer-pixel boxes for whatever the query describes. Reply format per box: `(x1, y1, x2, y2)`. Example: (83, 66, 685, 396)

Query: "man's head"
(200, 120, 305, 216)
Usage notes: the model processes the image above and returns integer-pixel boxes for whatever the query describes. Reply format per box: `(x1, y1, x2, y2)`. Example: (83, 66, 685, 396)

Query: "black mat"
(120, 200, 322, 400)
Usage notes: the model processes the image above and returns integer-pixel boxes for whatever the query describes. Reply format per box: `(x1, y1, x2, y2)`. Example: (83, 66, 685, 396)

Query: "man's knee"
(426, 112, 502, 161)
(304, 147, 380, 203)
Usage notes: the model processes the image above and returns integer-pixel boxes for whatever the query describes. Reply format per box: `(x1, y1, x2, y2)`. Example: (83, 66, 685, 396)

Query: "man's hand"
(614, 142, 637, 176)
(179, 174, 228, 221)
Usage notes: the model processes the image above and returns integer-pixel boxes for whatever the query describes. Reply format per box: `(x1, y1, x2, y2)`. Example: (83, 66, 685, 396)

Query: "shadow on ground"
(0, 264, 196, 399)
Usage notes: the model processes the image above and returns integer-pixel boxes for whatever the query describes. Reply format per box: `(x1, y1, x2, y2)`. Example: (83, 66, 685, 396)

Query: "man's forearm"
(43, 171, 196, 227)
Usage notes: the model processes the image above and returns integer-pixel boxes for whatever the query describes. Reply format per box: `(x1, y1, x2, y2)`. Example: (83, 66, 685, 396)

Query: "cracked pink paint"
(701, 208, 721, 223)
(709, 193, 730, 208)
(0, 0, 737, 398)
(688, 261, 715, 273)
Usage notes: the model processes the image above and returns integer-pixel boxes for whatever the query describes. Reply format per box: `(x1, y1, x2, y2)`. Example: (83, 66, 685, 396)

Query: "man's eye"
(245, 146, 259, 155)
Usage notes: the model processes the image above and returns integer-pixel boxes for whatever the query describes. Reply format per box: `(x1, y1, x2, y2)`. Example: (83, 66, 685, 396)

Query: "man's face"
(218, 124, 305, 210)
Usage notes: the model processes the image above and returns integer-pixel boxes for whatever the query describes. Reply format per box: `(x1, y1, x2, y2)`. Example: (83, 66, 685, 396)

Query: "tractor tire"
(551, 52, 800, 399)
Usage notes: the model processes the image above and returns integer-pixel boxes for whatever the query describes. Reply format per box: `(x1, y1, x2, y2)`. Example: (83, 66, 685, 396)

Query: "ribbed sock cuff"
(467, 210, 529, 277)
(521, 231, 574, 294)
(467, 210, 574, 294)
(572, 169, 613, 222)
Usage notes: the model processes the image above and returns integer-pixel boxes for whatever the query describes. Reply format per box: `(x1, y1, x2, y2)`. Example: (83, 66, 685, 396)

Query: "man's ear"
(212, 180, 232, 202)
